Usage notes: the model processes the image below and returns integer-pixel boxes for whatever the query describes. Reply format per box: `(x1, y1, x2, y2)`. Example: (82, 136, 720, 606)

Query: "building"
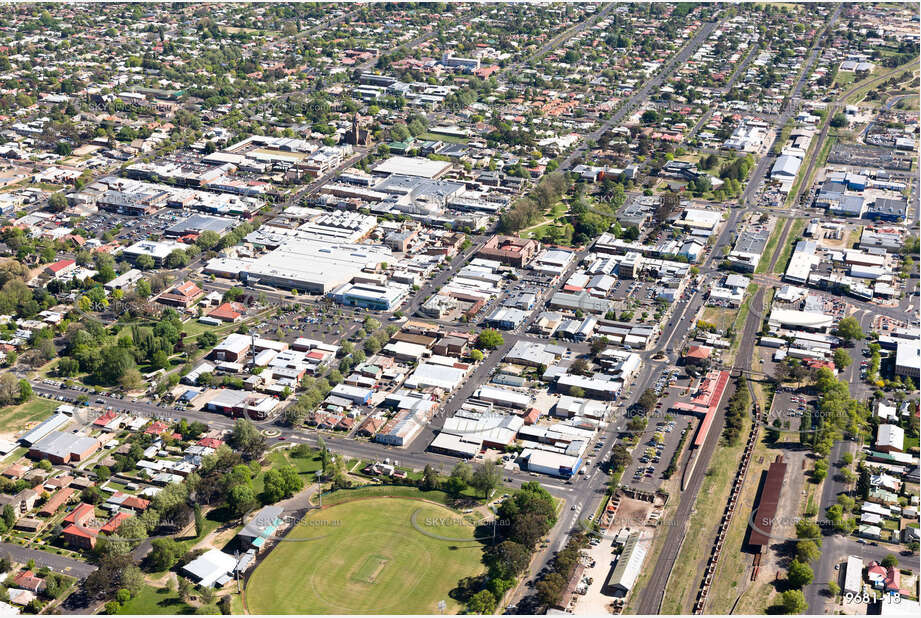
(875, 424, 904, 453)
(43, 259, 77, 279)
(329, 282, 408, 311)
(28, 431, 100, 465)
(477, 235, 540, 267)
(372, 156, 452, 179)
(158, 281, 203, 308)
(238, 505, 282, 551)
(211, 333, 251, 362)
(604, 531, 648, 596)
(894, 339, 920, 379)
(770, 154, 801, 179)
(18, 413, 70, 446)
(121, 240, 186, 267)
(843, 555, 863, 595)
(182, 548, 238, 588)
(749, 456, 787, 552)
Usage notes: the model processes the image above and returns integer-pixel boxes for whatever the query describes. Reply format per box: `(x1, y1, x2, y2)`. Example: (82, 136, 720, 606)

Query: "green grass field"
(245, 497, 486, 614)
(116, 585, 194, 615)
(0, 398, 59, 433)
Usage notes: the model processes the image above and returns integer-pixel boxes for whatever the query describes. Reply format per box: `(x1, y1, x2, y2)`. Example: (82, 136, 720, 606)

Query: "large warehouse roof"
(372, 156, 452, 178)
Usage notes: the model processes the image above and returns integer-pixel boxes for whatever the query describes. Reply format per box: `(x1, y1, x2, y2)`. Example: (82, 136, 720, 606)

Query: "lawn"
(771, 218, 807, 274)
(252, 448, 324, 496)
(0, 398, 60, 433)
(116, 584, 193, 615)
(245, 496, 486, 614)
(755, 221, 784, 274)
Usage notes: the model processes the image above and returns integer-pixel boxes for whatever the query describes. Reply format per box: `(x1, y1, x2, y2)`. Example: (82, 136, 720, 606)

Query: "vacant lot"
(0, 398, 59, 434)
(245, 496, 486, 614)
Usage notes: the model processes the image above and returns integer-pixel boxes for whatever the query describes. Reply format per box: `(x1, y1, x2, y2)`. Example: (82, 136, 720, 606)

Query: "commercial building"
(477, 235, 540, 267)
(234, 239, 393, 294)
(329, 282, 408, 311)
(522, 449, 582, 478)
(604, 531, 648, 596)
(121, 240, 186, 267)
(371, 156, 452, 179)
(204, 390, 277, 420)
(894, 339, 921, 379)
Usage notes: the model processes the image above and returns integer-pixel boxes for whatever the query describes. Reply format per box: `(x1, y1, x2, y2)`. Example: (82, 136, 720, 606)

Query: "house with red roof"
(207, 302, 244, 323)
(145, 420, 170, 435)
(197, 437, 224, 449)
(43, 259, 76, 279)
(157, 281, 203, 308)
(12, 570, 45, 593)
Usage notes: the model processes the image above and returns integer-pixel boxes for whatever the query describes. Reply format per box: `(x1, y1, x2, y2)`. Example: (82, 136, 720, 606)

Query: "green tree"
(833, 348, 852, 371)
(779, 589, 807, 614)
(787, 559, 814, 589)
(147, 538, 183, 571)
(466, 589, 497, 614)
(470, 459, 501, 499)
(835, 316, 864, 343)
(476, 329, 504, 350)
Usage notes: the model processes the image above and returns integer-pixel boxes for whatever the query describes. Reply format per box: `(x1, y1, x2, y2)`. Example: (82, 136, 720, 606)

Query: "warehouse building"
(748, 455, 787, 552)
(604, 531, 648, 596)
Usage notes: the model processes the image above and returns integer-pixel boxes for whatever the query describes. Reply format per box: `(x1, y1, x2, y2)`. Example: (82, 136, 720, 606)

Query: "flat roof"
(372, 156, 452, 179)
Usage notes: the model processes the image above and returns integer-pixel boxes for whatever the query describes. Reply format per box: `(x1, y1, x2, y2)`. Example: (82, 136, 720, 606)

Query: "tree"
(466, 589, 497, 614)
(470, 459, 501, 499)
(421, 464, 439, 491)
(787, 559, 814, 589)
(487, 540, 530, 579)
(228, 419, 266, 461)
(470, 349, 484, 362)
(637, 389, 658, 414)
(796, 540, 821, 563)
(475, 329, 504, 350)
(833, 348, 852, 371)
(779, 589, 807, 614)
(829, 113, 848, 128)
(165, 249, 190, 269)
(881, 554, 898, 568)
(826, 581, 840, 598)
(196, 231, 220, 251)
(535, 572, 567, 606)
(47, 192, 68, 213)
(147, 538, 183, 571)
(177, 577, 193, 601)
(835, 316, 864, 343)
(17, 379, 32, 403)
(135, 255, 155, 271)
(227, 484, 257, 517)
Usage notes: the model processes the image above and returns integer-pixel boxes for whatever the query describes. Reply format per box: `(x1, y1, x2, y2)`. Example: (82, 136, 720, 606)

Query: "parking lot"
(620, 368, 694, 492)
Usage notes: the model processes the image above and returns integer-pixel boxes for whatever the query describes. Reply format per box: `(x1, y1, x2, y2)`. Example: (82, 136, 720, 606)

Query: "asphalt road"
(0, 542, 97, 579)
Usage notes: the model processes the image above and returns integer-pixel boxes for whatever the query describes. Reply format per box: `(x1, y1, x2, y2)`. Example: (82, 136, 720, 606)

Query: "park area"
(244, 496, 485, 614)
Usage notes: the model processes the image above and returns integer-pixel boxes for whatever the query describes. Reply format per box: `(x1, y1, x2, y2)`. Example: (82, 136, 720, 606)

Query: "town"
(0, 2, 917, 617)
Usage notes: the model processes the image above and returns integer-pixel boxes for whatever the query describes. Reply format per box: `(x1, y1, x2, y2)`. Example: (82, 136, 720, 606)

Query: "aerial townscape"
(0, 2, 917, 617)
